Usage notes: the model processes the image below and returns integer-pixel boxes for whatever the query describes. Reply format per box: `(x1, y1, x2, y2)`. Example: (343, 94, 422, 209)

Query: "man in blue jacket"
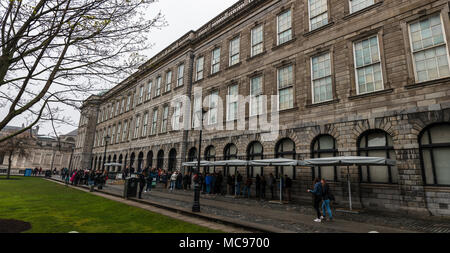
(308, 178, 323, 222)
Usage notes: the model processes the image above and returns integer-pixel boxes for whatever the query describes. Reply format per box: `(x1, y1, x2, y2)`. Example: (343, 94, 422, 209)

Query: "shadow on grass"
(0, 219, 32, 233)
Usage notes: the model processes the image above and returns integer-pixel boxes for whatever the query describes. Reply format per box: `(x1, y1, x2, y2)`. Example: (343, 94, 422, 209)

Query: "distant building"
(0, 125, 76, 174)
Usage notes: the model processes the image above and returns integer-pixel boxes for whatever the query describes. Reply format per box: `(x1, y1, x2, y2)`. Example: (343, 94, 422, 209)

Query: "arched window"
(311, 135, 338, 181)
(247, 141, 263, 177)
(168, 149, 177, 172)
(118, 154, 123, 172)
(420, 123, 450, 186)
(204, 146, 216, 173)
(275, 138, 296, 179)
(157, 150, 164, 170)
(146, 151, 153, 168)
(137, 152, 144, 172)
(130, 152, 136, 171)
(188, 148, 197, 162)
(224, 144, 238, 176)
(107, 155, 111, 172)
(113, 154, 117, 172)
(358, 130, 398, 184)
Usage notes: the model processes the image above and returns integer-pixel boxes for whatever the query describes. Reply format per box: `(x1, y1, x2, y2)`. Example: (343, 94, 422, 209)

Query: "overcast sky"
(2, 0, 239, 137)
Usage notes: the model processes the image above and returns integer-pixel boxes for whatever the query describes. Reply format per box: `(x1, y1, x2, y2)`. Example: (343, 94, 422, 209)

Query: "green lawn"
(0, 176, 220, 233)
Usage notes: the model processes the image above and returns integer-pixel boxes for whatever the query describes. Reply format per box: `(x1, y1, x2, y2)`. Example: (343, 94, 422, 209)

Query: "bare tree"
(0, 0, 166, 142)
(0, 134, 30, 179)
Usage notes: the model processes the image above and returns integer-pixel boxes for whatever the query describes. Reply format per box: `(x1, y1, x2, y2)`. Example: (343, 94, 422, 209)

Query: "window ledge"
(272, 37, 297, 51)
(162, 90, 171, 95)
(303, 22, 335, 37)
(173, 84, 184, 91)
(153, 95, 161, 99)
(246, 51, 267, 62)
(209, 71, 221, 78)
(405, 77, 450, 89)
(360, 182, 398, 188)
(226, 61, 242, 71)
(193, 78, 204, 85)
(343, 1, 384, 21)
(278, 106, 299, 113)
(306, 99, 340, 108)
(348, 88, 393, 100)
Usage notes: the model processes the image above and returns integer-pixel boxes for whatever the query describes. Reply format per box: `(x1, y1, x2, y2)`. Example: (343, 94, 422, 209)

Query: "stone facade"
(75, 0, 450, 217)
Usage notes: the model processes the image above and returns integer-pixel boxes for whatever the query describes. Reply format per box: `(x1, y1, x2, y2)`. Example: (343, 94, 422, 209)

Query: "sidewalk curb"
(46, 178, 293, 233)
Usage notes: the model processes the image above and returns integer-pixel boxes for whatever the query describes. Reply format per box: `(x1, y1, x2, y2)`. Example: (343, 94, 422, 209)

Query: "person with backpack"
(308, 178, 323, 223)
(321, 179, 334, 221)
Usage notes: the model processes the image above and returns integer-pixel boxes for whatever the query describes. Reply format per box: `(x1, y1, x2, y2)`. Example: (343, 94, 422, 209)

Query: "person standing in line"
(269, 173, 276, 199)
(137, 172, 146, 199)
(321, 179, 334, 221)
(307, 178, 323, 223)
(260, 175, 267, 200)
(170, 171, 177, 192)
(243, 176, 252, 198)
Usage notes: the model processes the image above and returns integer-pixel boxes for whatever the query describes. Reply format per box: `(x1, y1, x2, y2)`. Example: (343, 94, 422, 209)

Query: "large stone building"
(0, 126, 76, 174)
(75, 0, 450, 216)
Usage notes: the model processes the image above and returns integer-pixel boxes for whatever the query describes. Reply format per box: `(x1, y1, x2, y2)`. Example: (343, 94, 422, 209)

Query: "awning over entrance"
(304, 156, 396, 166)
(249, 158, 307, 166)
(182, 161, 213, 167)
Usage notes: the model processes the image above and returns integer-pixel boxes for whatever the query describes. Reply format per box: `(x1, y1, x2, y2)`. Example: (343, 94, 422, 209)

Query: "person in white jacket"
(170, 171, 178, 192)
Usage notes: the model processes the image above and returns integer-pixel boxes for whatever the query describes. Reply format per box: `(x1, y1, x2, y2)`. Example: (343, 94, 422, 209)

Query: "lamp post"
(102, 135, 110, 173)
(192, 108, 207, 213)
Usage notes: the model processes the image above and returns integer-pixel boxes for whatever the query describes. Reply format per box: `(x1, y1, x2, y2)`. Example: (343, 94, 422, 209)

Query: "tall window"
(229, 37, 240, 66)
(196, 57, 204, 81)
(350, 0, 374, 13)
(134, 116, 141, 139)
(116, 123, 121, 143)
(208, 91, 219, 125)
(308, 0, 328, 31)
(177, 64, 184, 87)
(151, 109, 158, 135)
(354, 35, 383, 94)
(420, 123, 450, 186)
(155, 76, 162, 96)
(105, 107, 109, 121)
(275, 138, 296, 179)
(227, 84, 238, 121)
(172, 102, 181, 131)
(97, 130, 102, 146)
(277, 10, 292, 45)
(358, 130, 398, 184)
(204, 146, 216, 174)
(161, 106, 169, 133)
(122, 121, 128, 142)
(278, 65, 294, 110)
(192, 96, 202, 128)
(111, 125, 116, 145)
(251, 25, 264, 57)
(142, 112, 149, 137)
(211, 48, 221, 74)
(97, 110, 102, 123)
(166, 71, 172, 92)
(128, 118, 133, 140)
(115, 101, 120, 116)
(139, 85, 144, 104)
(126, 95, 131, 111)
(250, 76, 263, 116)
(224, 143, 238, 176)
(311, 52, 333, 103)
(409, 14, 450, 83)
(121, 98, 125, 113)
(146, 80, 153, 101)
(247, 141, 263, 177)
(312, 135, 338, 181)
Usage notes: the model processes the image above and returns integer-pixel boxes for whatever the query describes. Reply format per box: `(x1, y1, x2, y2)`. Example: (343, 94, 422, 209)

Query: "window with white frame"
(173, 102, 181, 130)
(166, 70, 172, 92)
(134, 116, 140, 139)
(161, 106, 169, 133)
(142, 112, 148, 137)
(192, 96, 201, 128)
(277, 10, 292, 45)
(146, 80, 153, 101)
(128, 118, 133, 140)
(110, 105, 114, 119)
(350, 0, 374, 13)
(121, 98, 125, 113)
(177, 64, 184, 87)
(251, 25, 264, 57)
(211, 48, 221, 74)
(278, 65, 294, 110)
(97, 130, 101, 146)
(250, 76, 264, 116)
(105, 107, 109, 121)
(196, 57, 204, 81)
(155, 76, 162, 96)
(409, 14, 450, 83)
(126, 95, 131, 111)
(311, 52, 333, 103)
(139, 85, 144, 104)
(107, 126, 111, 142)
(102, 129, 106, 146)
(97, 110, 101, 123)
(227, 84, 238, 121)
(111, 125, 115, 145)
(208, 91, 219, 125)
(309, 0, 328, 31)
(354, 35, 383, 94)
(122, 121, 128, 142)
(229, 37, 240, 66)
(151, 109, 158, 135)
(116, 123, 121, 143)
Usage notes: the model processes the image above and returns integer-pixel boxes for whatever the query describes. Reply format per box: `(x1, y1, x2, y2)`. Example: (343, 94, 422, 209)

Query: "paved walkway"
(51, 176, 450, 233)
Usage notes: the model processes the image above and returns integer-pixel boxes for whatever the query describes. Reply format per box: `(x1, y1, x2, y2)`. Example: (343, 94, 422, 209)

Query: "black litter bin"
(124, 178, 138, 199)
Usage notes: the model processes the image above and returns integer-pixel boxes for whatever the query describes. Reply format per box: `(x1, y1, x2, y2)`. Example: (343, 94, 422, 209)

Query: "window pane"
(368, 151, 390, 183)
(410, 14, 445, 52)
(278, 10, 292, 44)
(309, 0, 328, 30)
(414, 46, 449, 82)
(351, 0, 374, 13)
(434, 148, 450, 185)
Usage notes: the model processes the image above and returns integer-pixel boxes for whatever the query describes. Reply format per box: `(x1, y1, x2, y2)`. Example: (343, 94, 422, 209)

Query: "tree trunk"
(6, 151, 12, 179)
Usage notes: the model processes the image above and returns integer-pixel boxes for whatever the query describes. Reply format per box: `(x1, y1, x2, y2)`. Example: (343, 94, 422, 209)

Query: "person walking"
(138, 172, 146, 199)
(169, 171, 177, 192)
(269, 173, 276, 199)
(307, 178, 323, 223)
(321, 179, 334, 221)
